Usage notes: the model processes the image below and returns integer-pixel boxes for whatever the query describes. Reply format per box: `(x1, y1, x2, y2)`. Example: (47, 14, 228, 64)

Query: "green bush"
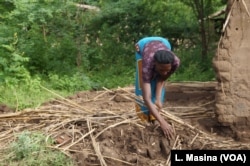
(90, 65, 134, 89)
(171, 46, 216, 81)
(47, 72, 92, 92)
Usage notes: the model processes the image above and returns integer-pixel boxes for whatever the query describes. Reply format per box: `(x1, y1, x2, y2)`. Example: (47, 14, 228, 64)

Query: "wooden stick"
(87, 119, 107, 166)
(242, 0, 250, 17)
(161, 109, 208, 136)
(39, 85, 91, 113)
(94, 119, 131, 139)
(222, 0, 236, 32)
(166, 135, 180, 166)
(63, 128, 95, 151)
(93, 91, 109, 101)
(189, 133, 199, 146)
(169, 100, 215, 113)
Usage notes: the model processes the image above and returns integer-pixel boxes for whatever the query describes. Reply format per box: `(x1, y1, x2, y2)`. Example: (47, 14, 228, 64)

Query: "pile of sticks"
(0, 85, 249, 166)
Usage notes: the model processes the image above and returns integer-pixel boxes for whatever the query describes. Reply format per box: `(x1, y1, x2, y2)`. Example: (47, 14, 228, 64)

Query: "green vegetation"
(1, 131, 74, 166)
(0, 0, 226, 109)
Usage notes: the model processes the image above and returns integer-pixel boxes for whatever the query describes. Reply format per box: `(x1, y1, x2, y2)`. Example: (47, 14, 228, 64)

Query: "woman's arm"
(142, 82, 173, 138)
(142, 82, 161, 119)
(155, 79, 165, 109)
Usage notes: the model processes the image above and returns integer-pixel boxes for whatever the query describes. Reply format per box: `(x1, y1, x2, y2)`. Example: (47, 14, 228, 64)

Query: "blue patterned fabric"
(135, 37, 171, 116)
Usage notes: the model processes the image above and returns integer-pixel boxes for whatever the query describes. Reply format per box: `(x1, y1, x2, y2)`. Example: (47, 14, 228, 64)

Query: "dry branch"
(87, 119, 107, 166)
(1, 84, 250, 166)
(75, 3, 100, 11)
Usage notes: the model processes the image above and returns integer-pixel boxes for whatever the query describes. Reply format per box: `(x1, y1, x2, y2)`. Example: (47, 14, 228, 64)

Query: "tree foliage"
(141, 0, 197, 44)
(179, 0, 226, 58)
(0, 0, 226, 93)
(0, 33, 30, 84)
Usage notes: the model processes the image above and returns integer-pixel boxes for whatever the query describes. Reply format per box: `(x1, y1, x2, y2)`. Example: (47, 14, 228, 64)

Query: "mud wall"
(213, 0, 250, 140)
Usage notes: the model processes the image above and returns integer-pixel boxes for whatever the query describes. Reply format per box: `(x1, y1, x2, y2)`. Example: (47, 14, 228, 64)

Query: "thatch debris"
(0, 83, 250, 165)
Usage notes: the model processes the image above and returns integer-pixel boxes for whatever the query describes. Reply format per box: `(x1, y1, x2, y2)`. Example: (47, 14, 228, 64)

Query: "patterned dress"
(135, 37, 180, 121)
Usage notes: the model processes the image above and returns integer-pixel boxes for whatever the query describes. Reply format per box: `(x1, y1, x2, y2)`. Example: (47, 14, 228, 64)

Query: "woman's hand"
(159, 119, 174, 139)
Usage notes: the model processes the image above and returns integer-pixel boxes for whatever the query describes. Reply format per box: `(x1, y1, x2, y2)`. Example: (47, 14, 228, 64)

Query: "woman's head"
(154, 50, 174, 77)
(154, 50, 174, 64)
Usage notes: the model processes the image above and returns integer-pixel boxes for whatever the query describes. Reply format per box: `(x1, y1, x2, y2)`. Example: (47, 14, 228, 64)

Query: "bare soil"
(0, 82, 249, 166)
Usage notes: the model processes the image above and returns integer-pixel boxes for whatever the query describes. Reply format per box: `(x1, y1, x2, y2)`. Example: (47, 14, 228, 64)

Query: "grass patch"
(1, 131, 75, 166)
(0, 73, 92, 110)
(0, 80, 71, 110)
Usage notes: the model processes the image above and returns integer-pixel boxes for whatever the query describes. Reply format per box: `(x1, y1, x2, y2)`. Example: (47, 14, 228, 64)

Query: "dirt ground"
(0, 82, 250, 166)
